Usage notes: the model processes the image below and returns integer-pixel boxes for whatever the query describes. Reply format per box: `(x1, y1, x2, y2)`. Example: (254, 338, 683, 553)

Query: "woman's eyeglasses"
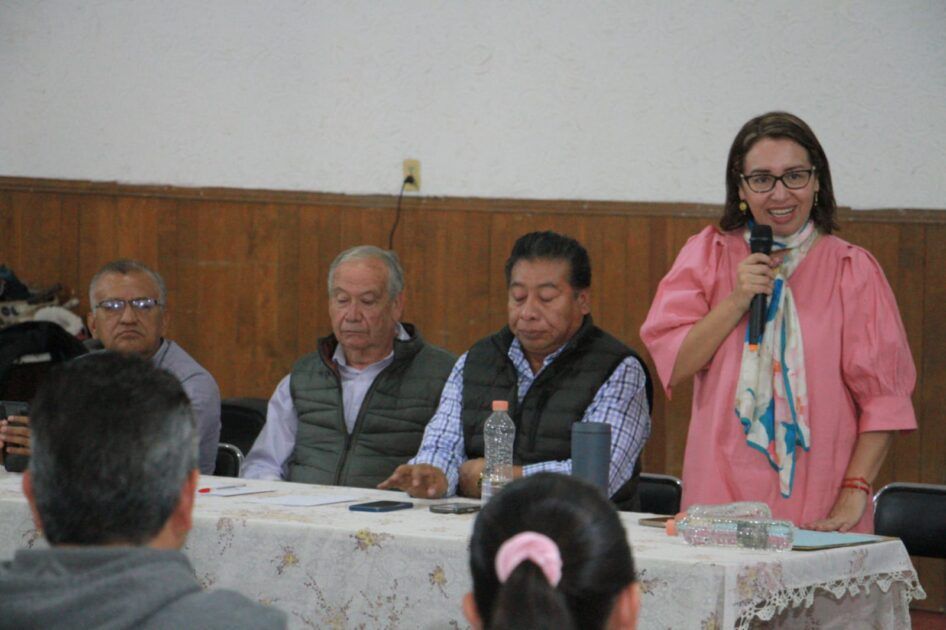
(740, 167, 816, 193)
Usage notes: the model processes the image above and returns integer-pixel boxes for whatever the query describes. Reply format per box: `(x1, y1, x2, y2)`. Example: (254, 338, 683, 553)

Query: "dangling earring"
(813, 191, 819, 209)
(738, 201, 748, 213)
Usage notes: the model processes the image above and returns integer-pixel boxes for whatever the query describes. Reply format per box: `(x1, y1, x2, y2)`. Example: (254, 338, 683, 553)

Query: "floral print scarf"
(735, 220, 818, 498)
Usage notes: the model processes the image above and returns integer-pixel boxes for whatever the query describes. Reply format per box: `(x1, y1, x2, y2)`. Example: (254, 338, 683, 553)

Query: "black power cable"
(387, 175, 415, 250)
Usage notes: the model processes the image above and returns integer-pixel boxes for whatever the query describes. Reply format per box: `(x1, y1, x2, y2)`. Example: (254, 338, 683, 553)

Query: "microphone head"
(750, 224, 773, 255)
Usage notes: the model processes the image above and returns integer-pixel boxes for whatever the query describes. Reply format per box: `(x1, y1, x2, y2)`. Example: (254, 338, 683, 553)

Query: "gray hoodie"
(0, 547, 286, 630)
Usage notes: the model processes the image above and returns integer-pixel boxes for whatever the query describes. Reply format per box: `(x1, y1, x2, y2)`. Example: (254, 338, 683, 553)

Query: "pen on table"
(198, 484, 246, 493)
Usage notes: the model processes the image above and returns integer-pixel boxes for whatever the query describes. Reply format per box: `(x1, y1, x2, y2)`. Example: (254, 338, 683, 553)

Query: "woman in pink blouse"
(641, 112, 916, 533)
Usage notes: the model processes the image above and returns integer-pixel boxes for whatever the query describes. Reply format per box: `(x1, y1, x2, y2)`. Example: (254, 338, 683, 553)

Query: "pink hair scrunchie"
(494, 532, 562, 587)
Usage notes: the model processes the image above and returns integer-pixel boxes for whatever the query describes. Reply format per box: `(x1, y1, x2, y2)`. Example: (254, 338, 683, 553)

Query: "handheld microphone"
(749, 224, 773, 349)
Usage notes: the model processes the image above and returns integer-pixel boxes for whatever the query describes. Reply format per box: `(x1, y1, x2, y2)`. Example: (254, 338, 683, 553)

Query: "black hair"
(469, 473, 636, 629)
(721, 111, 839, 234)
(28, 352, 197, 545)
(503, 231, 591, 290)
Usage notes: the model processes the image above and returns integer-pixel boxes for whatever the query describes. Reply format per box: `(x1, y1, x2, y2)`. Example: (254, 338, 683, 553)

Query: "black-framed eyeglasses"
(740, 167, 816, 193)
(94, 297, 164, 314)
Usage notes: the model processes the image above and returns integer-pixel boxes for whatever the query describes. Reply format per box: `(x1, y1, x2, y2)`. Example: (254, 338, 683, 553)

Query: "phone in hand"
(349, 500, 414, 512)
(1, 401, 30, 473)
(429, 502, 481, 514)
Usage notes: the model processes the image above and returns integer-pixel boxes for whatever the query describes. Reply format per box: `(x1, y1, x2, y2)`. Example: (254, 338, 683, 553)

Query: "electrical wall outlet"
(402, 159, 420, 192)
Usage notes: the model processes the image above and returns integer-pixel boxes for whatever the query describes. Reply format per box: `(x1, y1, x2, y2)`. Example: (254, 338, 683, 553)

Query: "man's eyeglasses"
(94, 297, 164, 314)
(740, 167, 816, 193)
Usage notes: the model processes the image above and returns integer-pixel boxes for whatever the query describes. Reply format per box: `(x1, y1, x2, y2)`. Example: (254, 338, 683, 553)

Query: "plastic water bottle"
(677, 515, 794, 551)
(686, 501, 772, 519)
(482, 400, 515, 502)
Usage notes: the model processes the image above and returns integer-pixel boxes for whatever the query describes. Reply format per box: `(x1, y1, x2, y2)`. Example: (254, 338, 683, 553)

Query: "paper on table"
(793, 529, 886, 550)
(247, 494, 360, 507)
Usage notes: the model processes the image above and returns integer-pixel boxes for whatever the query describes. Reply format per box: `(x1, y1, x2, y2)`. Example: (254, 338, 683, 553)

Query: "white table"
(0, 472, 925, 629)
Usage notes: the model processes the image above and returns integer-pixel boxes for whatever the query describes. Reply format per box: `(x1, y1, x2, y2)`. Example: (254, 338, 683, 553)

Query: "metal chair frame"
(639, 472, 683, 515)
(214, 442, 245, 478)
(873, 481, 946, 559)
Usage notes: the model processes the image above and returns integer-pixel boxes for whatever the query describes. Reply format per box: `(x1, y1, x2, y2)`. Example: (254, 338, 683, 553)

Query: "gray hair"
(28, 353, 198, 545)
(327, 245, 404, 299)
(89, 259, 168, 307)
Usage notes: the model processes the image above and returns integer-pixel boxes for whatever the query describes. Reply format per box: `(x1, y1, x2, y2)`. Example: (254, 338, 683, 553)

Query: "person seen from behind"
(463, 472, 640, 630)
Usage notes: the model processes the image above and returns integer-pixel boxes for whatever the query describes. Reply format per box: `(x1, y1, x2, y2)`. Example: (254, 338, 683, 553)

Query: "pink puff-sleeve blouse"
(640, 226, 917, 532)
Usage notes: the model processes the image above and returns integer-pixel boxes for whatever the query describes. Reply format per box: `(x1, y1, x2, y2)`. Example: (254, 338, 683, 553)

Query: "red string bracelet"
(840, 480, 871, 494)
(843, 476, 870, 487)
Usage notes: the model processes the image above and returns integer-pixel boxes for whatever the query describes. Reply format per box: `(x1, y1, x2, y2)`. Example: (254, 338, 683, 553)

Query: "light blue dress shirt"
(410, 337, 651, 497)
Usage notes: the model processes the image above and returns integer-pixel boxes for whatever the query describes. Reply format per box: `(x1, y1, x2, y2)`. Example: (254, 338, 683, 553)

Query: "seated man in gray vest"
(0, 353, 286, 629)
(1, 260, 222, 474)
(242, 245, 455, 488)
(380, 231, 653, 509)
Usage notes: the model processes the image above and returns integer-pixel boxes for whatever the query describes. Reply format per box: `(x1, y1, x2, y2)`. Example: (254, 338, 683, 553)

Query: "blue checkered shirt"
(410, 337, 651, 497)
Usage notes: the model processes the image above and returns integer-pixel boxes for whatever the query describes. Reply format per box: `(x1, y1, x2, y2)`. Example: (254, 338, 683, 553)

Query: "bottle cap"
(491, 400, 509, 411)
(665, 518, 678, 536)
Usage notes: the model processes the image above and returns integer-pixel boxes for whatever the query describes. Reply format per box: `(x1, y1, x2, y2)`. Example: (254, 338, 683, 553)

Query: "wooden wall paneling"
(584, 214, 628, 346)
(889, 224, 924, 483)
(623, 216, 654, 352)
(393, 203, 440, 346)
(5, 192, 32, 277)
(485, 212, 524, 338)
(445, 209, 493, 352)
(115, 196, 159, 263)
(76, 194, 122, 313)
(156, 199, 181, 331)
(169, 200, 202, 376)
(920, 224, 946, 487)
(339, 205, 392, 252)
(272, 204, 301, 397)
(57, 196, 81, 307)
(195, 201, 254, 399)
(641, 215, 669, 473)
(10, 192, 63, 290)
(915, 212, 945, 618)
(398, 207, 490, 355)
(61, 195, 86, 309)
(626, 216, 665, 473)
(294, 203, 340, 360)
(881, 223, 925, 487)
(0, 191, 15, 269)
(238, 202, 287, 399)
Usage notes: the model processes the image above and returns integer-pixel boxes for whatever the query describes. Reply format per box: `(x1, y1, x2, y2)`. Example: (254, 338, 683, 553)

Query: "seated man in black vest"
(380, 231, 652, 509)
(242, 245, 455, 488)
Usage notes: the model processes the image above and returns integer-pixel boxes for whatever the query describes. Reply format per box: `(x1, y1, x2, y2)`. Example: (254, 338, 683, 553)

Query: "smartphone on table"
(429, 502, 481, 514)
(349, 500, 414, 512)
(1, 401, 30, 473)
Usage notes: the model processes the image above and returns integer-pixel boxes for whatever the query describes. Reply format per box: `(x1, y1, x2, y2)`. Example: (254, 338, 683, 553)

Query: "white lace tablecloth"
(0, 472, 925, 629)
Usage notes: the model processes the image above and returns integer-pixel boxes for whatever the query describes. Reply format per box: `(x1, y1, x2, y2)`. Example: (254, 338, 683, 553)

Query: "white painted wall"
(1, 1, 944, 209)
